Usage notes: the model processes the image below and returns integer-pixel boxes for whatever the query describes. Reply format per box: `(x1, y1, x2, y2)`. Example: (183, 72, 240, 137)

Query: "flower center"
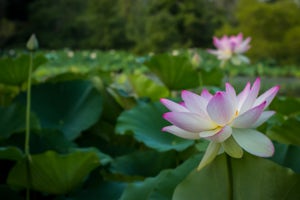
(226, 110, 239, 126)
(223, 49, 233, 57)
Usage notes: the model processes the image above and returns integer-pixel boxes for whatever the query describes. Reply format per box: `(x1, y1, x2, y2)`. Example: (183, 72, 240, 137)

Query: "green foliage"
(267, 116, 300, 146)
(18, 80, 103, 140)
(270, 96, 300, 116)
(128, 73, 170, 101)
(7, 149, 102, 194)
(120, 154, 202, 200)
(28, 0, 87, 48)
(0, 103, 40, 139)
(176, 0, 224, 47)
(28, 130, 76, 154)
(271, 142, 300, 173)
(267, 96, 300, 146)
(0, 49, 300, 199)
(123, 0, 223, 53)
(144, 53, 201, 90)
(4, 0, 223, 52)
(144, 10, 180, 52)
(78, 0, 130, 49)
(282, 26, 300, 64)
(0, 185, 23, 200)
(0, 18, 16, 47)
(0, 53, 46, 85)
(110, 150, 177, 177)
(116, 101, 194, 152)
(0, 146, 23, 161)
(173, 153, 300, 200)
(67, 181, 126, 200)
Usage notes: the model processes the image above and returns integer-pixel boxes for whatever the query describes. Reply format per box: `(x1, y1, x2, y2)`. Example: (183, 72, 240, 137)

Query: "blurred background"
(1, 0, 300, 64)
(0, 2, 300, 199)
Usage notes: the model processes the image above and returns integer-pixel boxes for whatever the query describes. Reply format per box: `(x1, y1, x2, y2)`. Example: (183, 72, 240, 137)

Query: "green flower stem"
(25, 51, 33, 200)
(25, 52, 32, 157)
(220, 60, 235, 84)
(226, 154, 233, 200)
(198, 70, 203, 88)
(25, 159, 32, 200)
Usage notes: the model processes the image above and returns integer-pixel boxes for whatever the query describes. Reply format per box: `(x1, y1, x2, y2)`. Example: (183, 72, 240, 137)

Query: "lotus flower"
(161, 78, 279, 170)
(208, 33, 251, 66)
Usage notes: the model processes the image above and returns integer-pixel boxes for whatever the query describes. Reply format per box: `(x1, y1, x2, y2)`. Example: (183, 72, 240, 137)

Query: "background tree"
(122, 0, 223, 53)
(78, 0, 132, 50)
(177, 0, 225, 48)
(0, 0, 33, 47)
(28, 0, 87, 48)
(1, 0, 224, 52)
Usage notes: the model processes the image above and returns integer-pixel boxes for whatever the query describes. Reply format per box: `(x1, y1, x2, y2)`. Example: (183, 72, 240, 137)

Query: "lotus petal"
(197, 142, 221, 171)
(222, 136, 243, 158)
(205, 126, 232, 143)
(254, 86, 280, 108)
(181, 90, 208, 115)
(232, 101, 266, 128)
(239, 78, 261, 114)
(237, 82, 251, 111)
(251, 111, 275, 128)
(201, 89, 213, 101)
(207, 92, 235, 126)
(163, 112, 216, 132)
(160, 99, 188, 112)
(162, 125, 200, 139)
(232, 128, 274, 157)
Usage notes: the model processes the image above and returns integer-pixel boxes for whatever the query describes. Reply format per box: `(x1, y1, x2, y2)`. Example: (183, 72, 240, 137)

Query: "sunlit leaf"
(116, 102, 194, 151)
(106, 87, 137, 110)
(144, 53, 200, 90)
(173, 153, 300, 200)
(128, 73, 169, 101)
(7, 150, 101, 194)
(17, 80, 103, 140)
(0, 54, 47, 85)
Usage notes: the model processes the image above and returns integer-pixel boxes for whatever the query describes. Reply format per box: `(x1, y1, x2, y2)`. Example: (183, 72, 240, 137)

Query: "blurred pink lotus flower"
(161, 78, 279, 170)
(208, 33, 251, 66)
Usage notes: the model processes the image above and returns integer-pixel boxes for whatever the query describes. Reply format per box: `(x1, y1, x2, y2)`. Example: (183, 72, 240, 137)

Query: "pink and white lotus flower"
(161, 78, 279, 170)
(208, 33, 251, 66)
